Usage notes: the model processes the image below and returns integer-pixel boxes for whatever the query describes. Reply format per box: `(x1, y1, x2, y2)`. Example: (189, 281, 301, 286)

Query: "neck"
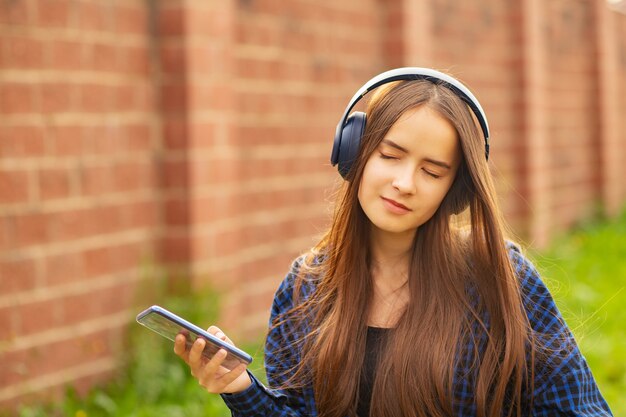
(369, 226, 415, 287)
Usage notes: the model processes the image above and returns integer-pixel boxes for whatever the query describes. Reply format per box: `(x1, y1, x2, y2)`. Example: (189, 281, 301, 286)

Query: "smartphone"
(136, 305, 253, 370)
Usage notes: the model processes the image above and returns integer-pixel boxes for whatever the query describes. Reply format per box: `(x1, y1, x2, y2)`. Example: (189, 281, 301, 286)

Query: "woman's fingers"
(207, 325, 234, 345)
(199, 348, 228, 381)
(188, 338, 206, 373)
(198, 350, 250, 393)
(173, 326, 253, 394)
(174, 333, 190, 363)
(205, 364, 249, 393)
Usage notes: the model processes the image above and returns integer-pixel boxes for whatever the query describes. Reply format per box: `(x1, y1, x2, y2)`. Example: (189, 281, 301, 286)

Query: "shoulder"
(271, 252, 322, 315)
(504, 241, 568, 333)
(505, 241, 550, 298)
(505, 240, 535, 277)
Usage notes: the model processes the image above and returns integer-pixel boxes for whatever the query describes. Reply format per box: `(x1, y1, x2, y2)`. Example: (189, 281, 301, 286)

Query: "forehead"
(383, 106, 460, 159)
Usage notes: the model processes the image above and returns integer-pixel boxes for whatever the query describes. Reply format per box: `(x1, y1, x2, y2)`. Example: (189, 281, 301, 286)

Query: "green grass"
(6, 210, 625, 416)
(531, 209, 626, 416)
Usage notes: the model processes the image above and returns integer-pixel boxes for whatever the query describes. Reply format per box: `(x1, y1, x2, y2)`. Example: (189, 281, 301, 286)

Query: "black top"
(356, 326, 391, 417)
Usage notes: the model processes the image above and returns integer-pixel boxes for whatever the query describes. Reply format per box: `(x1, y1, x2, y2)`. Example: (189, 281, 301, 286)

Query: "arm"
(508, 245, 613, 416)
(220, 257, 317, 416)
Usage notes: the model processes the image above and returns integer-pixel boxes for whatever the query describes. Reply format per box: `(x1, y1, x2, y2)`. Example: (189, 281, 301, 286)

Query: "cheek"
(435, 178, 457, 205)
(423, 178, 456, 207)
(358, 158, 381, 197)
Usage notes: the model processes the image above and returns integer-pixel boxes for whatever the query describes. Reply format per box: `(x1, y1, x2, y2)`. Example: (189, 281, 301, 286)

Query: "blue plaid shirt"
(222, 244, 612, 416)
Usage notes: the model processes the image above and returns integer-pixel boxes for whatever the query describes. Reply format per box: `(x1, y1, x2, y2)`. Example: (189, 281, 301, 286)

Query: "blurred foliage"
(4, 209, 625, 416)
(531, 208, 626, 416)
(7, 286, 264, 417)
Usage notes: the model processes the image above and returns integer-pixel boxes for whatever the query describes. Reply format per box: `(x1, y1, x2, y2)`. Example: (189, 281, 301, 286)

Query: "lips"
(381, 197, 412, 213)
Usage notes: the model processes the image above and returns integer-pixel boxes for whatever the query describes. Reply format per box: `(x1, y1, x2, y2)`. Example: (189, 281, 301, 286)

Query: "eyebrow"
(381, 139, 452, 170)
(381, 139, 409, 154)
(423, 158, 452, 170)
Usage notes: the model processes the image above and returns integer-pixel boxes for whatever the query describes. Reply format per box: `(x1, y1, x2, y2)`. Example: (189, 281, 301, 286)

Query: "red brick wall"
(1, 0, 625, 410)
(0, 0, 160, 408)
(544, 0, 600, 232)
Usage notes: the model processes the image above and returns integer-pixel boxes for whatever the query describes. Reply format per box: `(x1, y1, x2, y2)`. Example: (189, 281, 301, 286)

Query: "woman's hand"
(174, 325, 252, 394)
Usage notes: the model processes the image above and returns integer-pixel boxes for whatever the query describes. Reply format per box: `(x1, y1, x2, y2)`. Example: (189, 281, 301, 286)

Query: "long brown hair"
(277, 79, 534, 417)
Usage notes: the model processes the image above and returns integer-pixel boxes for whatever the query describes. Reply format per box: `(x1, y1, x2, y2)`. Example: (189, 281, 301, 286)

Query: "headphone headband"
(331, 68, 490, 177)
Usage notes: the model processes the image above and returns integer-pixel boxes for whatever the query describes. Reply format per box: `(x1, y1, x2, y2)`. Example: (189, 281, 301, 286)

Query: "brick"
(75, 1, 111, 32)
(0, 0, 32, 25)
(40, 82, 76, 114)
(188, 122, 225, 148)
(49, 40, 86, 71)
(17, 298, 63, 336)
(99, 204, 140, 235)
(161, 235, 191, 263)
(187, 7, 233, 38)
(46, 208, 91, 242)
(113, 4, 148, 34)
(0, 34, 45, 69)
(113, 161, 156, 192)
(0, 83, 38, 114)
(96, 281, 135, 314)
(81, 246, 113, 278)
(81, 243, 142, 277)
(0, 258, 38, 295)
(157, 5, 185, 36)
(0, 212, 48, 251)
(87, 41, 119, 73)
(89, 127, 125, 154)
(112, 84, 143, 112)
(43, 250, 85, 287)
(125, 124, 153, 151)
(190, 157, 238, 185)
(197, 185, 327, 219)
(0, 169, 31, 205)
(0, 125, 46, 158)
(50, 125, 87, 156)
(226, 253, 301, 292)
(0, 307, 16, 344)
(91, 203, 129, 231)
(160, 44, 186, 74)
(161, 159, 189, 188)
(164, 197, 190, 226)
(201, 215, 323, 260)
(88, 205, 124, 236)
(78, 164, 110, 195)
(163, 117, 189, 149)
(38, 168, 72, 200)
(125, 200, 160, 229)
(160, 82, 188, 112)
(79, 83, 113, 113)
(36, 0, 71, 27)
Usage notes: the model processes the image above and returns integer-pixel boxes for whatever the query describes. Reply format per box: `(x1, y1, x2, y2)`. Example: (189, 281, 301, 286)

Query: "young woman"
(174, 68, 613, 417)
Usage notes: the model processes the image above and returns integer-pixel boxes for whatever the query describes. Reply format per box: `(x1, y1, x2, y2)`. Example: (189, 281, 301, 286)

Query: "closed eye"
(423, 169, 441, 179)
(379, 152, 398, 160)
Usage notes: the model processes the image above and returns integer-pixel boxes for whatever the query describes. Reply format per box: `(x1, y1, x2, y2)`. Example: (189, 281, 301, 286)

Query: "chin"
(372, 221, 420, 236)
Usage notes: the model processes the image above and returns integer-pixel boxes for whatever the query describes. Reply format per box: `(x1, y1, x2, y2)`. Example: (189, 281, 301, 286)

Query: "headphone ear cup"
(337, 111, 367, 179)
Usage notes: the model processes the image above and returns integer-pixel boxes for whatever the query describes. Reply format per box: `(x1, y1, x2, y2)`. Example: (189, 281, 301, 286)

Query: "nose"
(391, 165, 417, 194)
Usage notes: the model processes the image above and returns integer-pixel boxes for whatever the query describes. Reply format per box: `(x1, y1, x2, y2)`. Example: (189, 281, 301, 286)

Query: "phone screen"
(136, 306, 252, 370)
